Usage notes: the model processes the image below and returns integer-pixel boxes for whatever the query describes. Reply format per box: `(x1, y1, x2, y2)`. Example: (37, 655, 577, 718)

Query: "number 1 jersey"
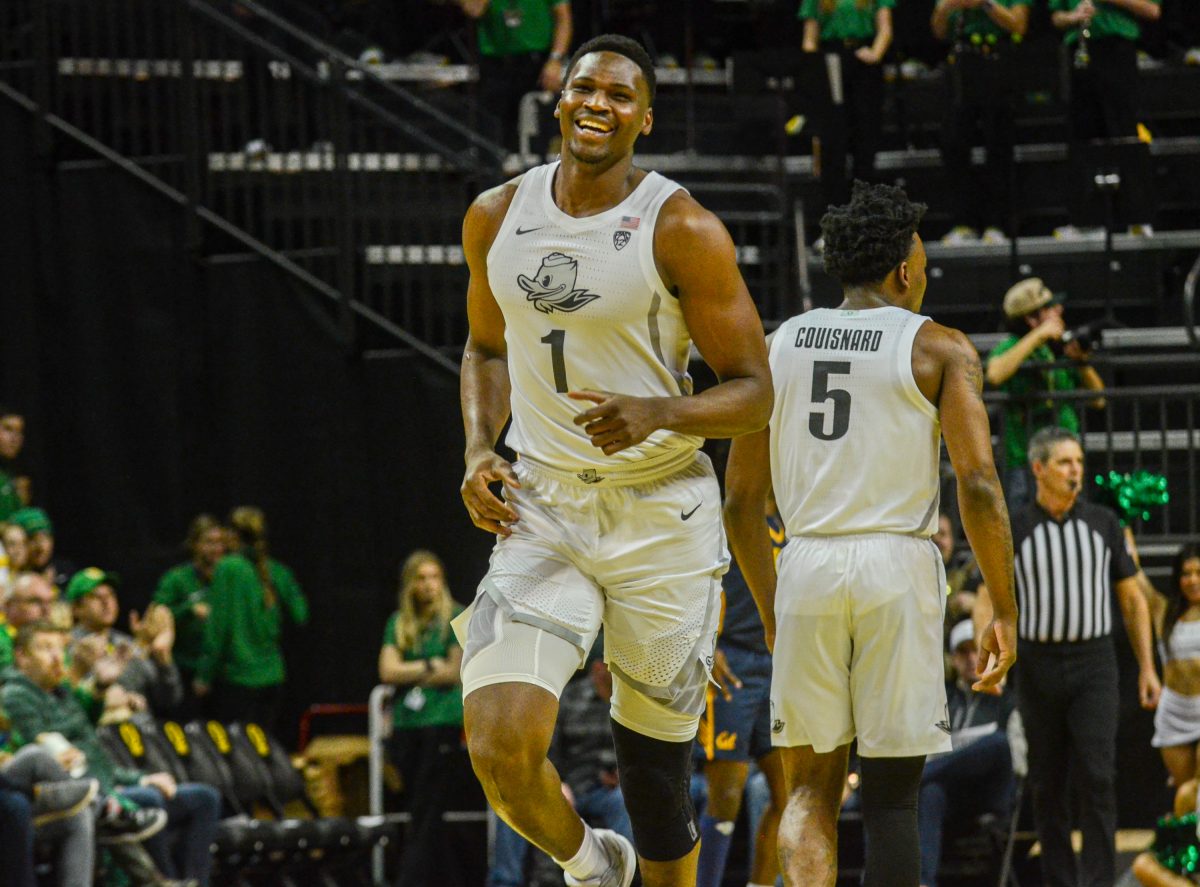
(487, 161, 703, 474)
(768, 306, 941, 537)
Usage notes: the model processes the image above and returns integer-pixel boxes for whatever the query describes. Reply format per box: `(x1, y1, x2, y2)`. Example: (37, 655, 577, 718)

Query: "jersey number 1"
(541, 329, 568, 393)
(809, 361, 852, 440)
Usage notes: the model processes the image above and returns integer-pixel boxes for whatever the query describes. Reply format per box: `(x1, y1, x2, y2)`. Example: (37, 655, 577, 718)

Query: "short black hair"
(820, 181, 927, 286)
(564, 34, 656, 105)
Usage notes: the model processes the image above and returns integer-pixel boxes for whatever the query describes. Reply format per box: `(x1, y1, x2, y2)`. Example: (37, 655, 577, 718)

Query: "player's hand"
(569, 391, 662, 455)
(710, 648, 743, 702)
(1139, 667, 1162, 710)
(1034, 313, 1065, 344)
(461, 448, 521, 537)
(972, 616, 1016, 695)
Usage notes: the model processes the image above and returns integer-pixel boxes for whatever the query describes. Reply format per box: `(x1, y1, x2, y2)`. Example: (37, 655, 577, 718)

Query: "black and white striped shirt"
(1012, 499, 1137, 643)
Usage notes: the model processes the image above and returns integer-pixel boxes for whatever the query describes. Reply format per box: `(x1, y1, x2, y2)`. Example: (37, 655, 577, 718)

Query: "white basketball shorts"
(454, 452, 728, 737)
(770, 532, 952, 758)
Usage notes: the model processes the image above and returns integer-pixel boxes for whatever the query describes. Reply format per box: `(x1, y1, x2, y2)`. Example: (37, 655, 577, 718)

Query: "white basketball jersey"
(769, 306, 941, 537)
(487, 161, 702, 474)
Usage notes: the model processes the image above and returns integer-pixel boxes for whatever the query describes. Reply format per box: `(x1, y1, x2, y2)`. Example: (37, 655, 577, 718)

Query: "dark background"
(0, 102, 496, 744)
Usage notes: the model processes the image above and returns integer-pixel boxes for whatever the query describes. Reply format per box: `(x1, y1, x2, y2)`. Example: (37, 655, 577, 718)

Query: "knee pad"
(610, 720, 698, 862)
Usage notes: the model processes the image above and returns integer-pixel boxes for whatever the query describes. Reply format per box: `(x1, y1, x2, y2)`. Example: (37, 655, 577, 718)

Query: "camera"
(1060, 318, 1117, 353)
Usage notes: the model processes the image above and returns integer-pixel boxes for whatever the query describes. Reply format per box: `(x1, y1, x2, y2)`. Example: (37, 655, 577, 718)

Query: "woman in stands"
(799, 0, 893, 228)
(1150, 544, 1200, 790)
(153, 514, 227, 719)
(193, 507, 308, 737)
(378, 550, 464, 887)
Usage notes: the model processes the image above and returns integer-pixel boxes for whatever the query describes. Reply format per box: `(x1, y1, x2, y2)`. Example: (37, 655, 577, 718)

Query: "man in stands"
(68, 568, 183, 718)
(2, 623, 221, 886)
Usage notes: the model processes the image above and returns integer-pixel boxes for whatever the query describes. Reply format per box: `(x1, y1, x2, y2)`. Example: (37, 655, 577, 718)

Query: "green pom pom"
(1093, 470, 1169, 526)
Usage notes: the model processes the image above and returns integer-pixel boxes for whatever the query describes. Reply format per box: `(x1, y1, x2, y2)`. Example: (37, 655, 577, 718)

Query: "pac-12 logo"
(613, 230, 631, 251)
(517, 252, 599, 314)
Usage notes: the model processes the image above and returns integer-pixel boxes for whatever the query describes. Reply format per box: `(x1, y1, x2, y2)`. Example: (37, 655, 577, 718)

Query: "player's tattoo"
(961, 344, 985, 404)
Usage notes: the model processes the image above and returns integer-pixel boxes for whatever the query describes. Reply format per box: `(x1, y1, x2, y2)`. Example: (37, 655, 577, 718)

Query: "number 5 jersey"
(768, 306, 941, 537)
(486, 161, 703, 476)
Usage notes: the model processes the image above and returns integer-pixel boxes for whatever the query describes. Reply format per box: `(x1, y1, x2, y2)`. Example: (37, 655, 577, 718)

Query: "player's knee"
(611, 720, 699, 862)
(467, 727, 542, 803)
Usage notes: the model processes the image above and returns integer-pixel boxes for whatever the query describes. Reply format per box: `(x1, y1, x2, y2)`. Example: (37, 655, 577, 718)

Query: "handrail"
(1185, 252, 1200, 350)
(185, 0, 504, 174)
(205, 0, 505, 172)
(368, 683, 395, 886)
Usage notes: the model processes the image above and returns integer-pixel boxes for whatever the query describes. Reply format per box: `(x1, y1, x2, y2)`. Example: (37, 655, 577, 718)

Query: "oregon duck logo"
(517, 253, 599, 314)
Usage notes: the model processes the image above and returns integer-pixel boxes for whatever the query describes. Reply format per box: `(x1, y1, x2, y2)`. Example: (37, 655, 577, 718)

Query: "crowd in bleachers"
(0, 406, 316, 887)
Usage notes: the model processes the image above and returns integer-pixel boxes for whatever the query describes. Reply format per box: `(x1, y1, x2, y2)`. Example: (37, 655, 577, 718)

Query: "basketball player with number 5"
(724, 181, 1018, 886)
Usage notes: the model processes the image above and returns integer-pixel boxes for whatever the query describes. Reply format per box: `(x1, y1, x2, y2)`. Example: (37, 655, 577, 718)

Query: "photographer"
(985, 277, 1105, 509)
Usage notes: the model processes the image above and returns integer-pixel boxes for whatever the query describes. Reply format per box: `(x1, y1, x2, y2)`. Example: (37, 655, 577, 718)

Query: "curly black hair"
(565, 34, 657, 105)
(820, 181, 927, 286)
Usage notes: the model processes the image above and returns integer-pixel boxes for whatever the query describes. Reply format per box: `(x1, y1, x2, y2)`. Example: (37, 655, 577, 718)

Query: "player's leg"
(695, 643, 764, 887)
(749, 749, 786, 887)
(464, 680, 581, 860)
(695, 759, 750, 887)
(609, 678, 706, 887)
(848, 535, 951, 887)
(776, 743, 850, 887)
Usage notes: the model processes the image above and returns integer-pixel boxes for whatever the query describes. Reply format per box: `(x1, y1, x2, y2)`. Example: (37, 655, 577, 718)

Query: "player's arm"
(724, 427, 778, 652)
(460, 184, 521, 536)
(918, 323, 1017, 692)
(571, 193, 773, 453)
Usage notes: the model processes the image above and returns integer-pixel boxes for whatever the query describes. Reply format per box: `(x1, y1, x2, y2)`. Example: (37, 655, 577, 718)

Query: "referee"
(1012, 426, 1160, 887)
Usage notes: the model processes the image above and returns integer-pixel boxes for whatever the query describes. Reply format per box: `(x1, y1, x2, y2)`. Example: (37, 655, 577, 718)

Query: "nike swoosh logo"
(515, 226, 544, 236)
(681, 502, 702, 521)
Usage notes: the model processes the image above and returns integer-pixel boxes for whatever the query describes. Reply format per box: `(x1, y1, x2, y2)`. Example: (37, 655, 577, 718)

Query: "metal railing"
(986, 384, 1200, 539)
(0, 0, 512, 371)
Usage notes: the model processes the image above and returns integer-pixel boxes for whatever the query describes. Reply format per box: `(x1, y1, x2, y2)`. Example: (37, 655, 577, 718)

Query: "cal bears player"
(455, 34, 773, 887)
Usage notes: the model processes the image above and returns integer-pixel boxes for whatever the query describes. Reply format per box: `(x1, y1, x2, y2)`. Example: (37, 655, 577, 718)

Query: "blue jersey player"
(695, 503, 786, 887)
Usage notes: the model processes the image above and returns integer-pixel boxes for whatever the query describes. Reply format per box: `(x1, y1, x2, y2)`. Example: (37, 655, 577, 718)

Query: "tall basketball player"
(724, 181, 1017, 886)
(456, 34, 773, 887)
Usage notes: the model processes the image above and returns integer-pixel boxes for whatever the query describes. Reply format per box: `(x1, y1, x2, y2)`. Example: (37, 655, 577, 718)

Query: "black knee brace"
(859, 755, 925, 886)
(610, 720, 698, 862)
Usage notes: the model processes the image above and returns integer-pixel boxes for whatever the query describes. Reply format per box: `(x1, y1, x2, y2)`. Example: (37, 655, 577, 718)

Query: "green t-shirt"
(988, 335, 1082, 468)
(153, 562, 212, 672)
(477, 0, 567, 58)
(382, 609, 464, 731)
(799, 0, 896, 42)
(944, 0, 1029, 41)
(1048, 0, 1154, 43)
(0, 469, 21, 523)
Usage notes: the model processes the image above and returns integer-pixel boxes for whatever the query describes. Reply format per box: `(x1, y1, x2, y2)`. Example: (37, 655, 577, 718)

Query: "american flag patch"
(620, 216, 640, 230)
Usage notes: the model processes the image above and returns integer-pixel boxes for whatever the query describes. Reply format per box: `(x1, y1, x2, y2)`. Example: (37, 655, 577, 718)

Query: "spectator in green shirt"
(931, 0, 1030, 245)
(799, 0, 893, 227)
(985, 277, 1105, 509)
(153, 514, 227, 719)
(458, 0, 573, 151)
(194, 507, 308, 737)
(1050, 0, 1160, 235)
(0, 407, 29, 523)
(378, 549, 464, 887)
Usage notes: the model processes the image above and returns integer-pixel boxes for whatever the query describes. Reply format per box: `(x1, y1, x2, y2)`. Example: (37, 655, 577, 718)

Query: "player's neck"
(552, 155, 640, 218)
(839, 286, 897, 311)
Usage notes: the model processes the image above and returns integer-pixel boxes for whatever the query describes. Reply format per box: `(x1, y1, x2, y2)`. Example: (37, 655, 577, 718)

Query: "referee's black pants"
(1017, 637, 1119, 887)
